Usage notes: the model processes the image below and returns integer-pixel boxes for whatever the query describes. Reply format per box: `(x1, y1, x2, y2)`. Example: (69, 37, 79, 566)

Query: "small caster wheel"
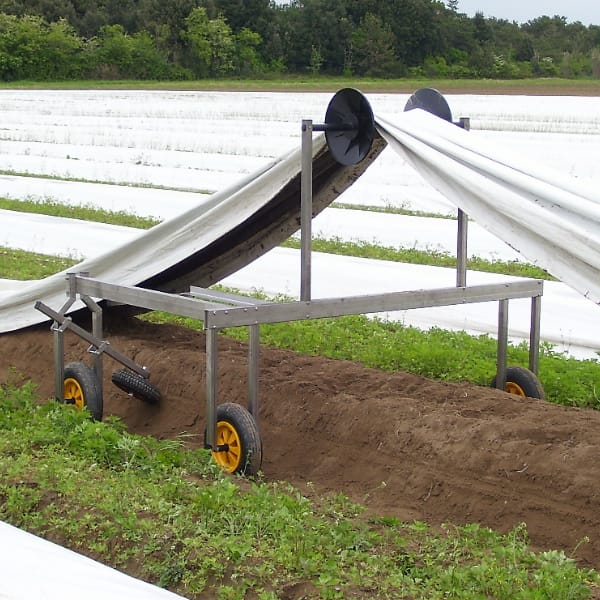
(491, 366, 545, 400)
(205, 403, 262, 476)
(111, 369, 161, 404)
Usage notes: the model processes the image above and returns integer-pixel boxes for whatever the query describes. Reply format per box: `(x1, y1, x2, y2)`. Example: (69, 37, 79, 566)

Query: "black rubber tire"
(111, 369, 161, 404)
(63, 361, 103, 421)
(491, 366, 545, 400)
(205, 402, 262, 476)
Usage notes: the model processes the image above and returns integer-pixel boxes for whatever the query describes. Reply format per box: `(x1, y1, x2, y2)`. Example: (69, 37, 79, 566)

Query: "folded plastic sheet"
(0, 520, 186, 599)
(375, 109, 600, 304)
(0, 151, 291, 332)
(0, 133, 372, 333)
(2, 107, 600, 336)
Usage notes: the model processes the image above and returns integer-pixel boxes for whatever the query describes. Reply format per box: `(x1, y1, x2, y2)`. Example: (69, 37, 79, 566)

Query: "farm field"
(2, 86, 600, 593)
(2, 90, 600, 354)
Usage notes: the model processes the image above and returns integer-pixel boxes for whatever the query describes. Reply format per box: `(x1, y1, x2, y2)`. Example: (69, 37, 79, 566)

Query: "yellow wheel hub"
(505, 381, 526, 397)
(64, 377, 85, 410)
(212, 420, 242, 473)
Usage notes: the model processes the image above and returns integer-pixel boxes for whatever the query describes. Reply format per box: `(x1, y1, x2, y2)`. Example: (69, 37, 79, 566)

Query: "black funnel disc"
(324, 88, 375, 166)
(404, 88, 452, 122)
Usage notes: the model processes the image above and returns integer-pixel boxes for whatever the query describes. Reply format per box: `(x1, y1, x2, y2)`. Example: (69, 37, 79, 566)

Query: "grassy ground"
(2, 76, 600, 95)
(1, 381, 597, 599)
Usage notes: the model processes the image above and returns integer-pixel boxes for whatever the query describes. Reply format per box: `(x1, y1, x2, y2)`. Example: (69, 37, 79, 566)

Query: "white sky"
(455, 0, 599, 25)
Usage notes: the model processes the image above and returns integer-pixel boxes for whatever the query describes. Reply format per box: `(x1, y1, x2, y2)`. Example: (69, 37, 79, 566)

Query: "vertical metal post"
(529, 295, 542, 375)
(456, 116, 470, 288)
(52, 271, 78, 402)
(205, 327, 218, 448)
(456, 210, 468, 287)
(90, 302, 103, 400)
(301, 119, 313, 302)
(52, 323, 65, 402)
(496, 299, 509, 390)
(248, 324, 260, 430)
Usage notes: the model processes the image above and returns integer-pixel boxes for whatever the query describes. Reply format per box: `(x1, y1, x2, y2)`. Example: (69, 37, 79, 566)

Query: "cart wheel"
(206, 403, 262, 476)
(111, 369, 161, 404)
(491, 366, 545, 400)
(63, 362, 103, 421)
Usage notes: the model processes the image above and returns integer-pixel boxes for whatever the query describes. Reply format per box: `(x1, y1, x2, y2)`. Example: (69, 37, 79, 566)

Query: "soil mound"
(2, 314, 600, 569)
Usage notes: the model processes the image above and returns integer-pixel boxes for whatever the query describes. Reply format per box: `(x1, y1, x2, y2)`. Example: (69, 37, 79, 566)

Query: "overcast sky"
(454, 0, 599, 25)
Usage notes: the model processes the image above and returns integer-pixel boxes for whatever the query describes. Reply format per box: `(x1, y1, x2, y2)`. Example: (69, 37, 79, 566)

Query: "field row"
(2, 90, 600, 358)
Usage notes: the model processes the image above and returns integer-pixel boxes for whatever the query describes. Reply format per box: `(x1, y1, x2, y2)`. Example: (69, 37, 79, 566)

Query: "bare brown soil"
(2, 314, 600, 570)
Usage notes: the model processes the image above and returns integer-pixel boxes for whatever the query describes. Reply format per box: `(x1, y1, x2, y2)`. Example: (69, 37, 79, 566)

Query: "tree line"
(0, 0, 599, 81)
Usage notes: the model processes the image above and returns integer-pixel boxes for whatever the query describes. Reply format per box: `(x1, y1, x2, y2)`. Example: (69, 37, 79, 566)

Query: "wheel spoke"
(227, 448, 240, 462)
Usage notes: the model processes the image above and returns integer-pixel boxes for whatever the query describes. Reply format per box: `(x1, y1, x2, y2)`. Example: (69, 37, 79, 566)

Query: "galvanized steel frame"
(35, 114, 544, 454)
(37, 270, 543, 451)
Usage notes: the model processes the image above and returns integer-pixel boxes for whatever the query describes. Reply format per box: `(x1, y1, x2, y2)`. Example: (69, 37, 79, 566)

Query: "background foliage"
(0, 0, 599, 80)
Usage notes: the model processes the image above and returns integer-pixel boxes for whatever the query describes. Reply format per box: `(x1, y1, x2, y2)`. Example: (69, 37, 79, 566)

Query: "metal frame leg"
(248, 324, 260, 430)
(529, 295, 542, 375)
(87, 297, 104, 400)
(52, 322, 65, 402)
(301, 119, 313, 302)
(496, 299, 509, 390)
(457, 209, 468, 287)
(205, 328, 218, 449)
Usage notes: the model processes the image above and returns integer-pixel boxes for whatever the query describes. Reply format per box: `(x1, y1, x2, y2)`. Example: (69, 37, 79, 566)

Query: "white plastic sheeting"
(0, 521, 186, 600)
(0, 136, 328, 333)
(375, 110, 600, 304)
(2, 210, 598, 357)
(1, 107, 600, 337)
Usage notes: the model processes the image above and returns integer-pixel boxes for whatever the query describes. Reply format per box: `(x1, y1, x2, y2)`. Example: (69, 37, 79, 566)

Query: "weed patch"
(0, 383, 597, 599)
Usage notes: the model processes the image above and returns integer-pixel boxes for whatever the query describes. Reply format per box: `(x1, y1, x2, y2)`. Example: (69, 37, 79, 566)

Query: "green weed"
(0, 246, 78, 279)
(0, 197, 160, 229)
(283, 236, 556, 281)
(0, 385, 597, 598)
(143, 306, 600, 409)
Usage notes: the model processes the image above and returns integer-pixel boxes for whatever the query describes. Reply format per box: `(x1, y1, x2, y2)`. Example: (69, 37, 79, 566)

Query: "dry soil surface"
(2, 314, 600, 570)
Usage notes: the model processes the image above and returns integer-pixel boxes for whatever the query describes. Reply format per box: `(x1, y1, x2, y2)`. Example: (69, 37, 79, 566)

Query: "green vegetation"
(283, 237, 556, 281)
(0, 198, 553, 281)
(0, 247, 77, 279)
(3, 77, 600, 95)
(0, 2, 599, 82)
(0, 169, 210, 194)
(0, 197, 160, 229)
(331, 201, 455, 219)
(1, 381, 597, 599)
(143, 307, 600, 409)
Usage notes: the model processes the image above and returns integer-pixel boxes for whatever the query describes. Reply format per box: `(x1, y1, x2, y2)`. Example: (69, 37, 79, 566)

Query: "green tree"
(93, 23, 133, 78)
(351, 12, 398, 76)
(275, 0, 352, 74)
(44, 18, 85, 78)
(347, 0, 448, 67)
(205, 0, 270, 34)
(522, 15, 568, 61)
(90, 23, 172, 79)
(0, 13, 83, 80)
(473, 10, 494, 44)
(182, 7, 234, 77)
(234, 27, 264, 76)
(139, 0, 201, 64)
(308, 44, 323, 75)
(0, 13, 27, 79)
